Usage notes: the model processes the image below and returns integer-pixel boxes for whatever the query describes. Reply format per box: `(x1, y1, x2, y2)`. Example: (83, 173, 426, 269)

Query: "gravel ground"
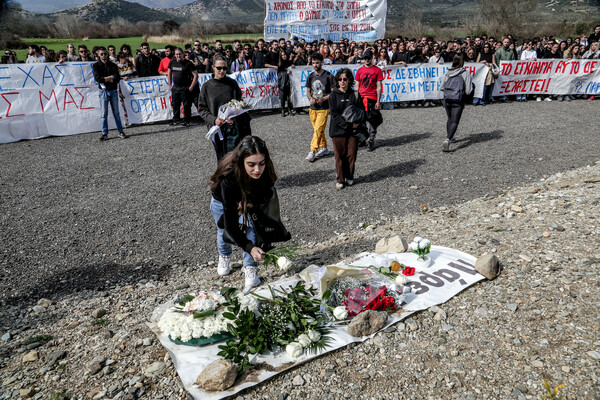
(0, 100, 599, 399)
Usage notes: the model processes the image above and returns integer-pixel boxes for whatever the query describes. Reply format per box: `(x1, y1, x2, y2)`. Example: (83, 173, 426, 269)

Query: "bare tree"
(476, 0, 537, 34)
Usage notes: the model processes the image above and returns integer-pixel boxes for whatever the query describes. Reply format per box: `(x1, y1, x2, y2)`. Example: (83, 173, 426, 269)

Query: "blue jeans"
(99, 89, 123, 135)
(210, 197, 257, 267)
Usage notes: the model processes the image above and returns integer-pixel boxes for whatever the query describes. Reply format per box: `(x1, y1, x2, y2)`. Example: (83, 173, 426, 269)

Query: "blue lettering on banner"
(18, 66, 40, 88)
(585, 81, 600, 94)
(42, 66, 57, 86)
(409, 82, 416, 92)
(54, 65, 73, 87)
(126, 78, 168, 96)
(0, 67, 15, 92)
(72, 63, 89, 84)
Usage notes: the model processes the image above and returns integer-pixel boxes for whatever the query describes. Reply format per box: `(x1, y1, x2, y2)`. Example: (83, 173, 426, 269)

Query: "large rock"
(348, 310, 388, 337)
(475, 254, 500, 280)
(144, 361, 166, 377)
(196, 359, 238, 391)
(375, 236, 408, 253)
(22, 350, 38, 363)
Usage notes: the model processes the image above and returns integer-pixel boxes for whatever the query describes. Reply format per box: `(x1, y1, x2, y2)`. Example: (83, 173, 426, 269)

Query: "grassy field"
(16, 34, 263, 61)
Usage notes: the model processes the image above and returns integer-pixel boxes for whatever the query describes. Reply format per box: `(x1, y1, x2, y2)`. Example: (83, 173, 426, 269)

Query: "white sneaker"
(243, 266, 261, 293)
(536, 96, 542, 102)
(544, 97, 552, 102)
(315, 147, 329, 158)
(217, 255, 231, 276)
(305, 151, 316, 162)
(335, 182, 345, 190)
(345, 179, 354, 186)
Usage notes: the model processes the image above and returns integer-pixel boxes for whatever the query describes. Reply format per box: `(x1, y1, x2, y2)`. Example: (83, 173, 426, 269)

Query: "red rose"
(402, 267, 415, 276)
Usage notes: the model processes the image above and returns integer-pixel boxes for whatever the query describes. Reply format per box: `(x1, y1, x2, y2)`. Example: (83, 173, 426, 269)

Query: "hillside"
(18, 0, 600, 27)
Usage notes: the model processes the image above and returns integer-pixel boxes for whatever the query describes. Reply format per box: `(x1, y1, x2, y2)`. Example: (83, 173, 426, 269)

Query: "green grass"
(15, 34, 263, 62)
(24, 334, 53, 345)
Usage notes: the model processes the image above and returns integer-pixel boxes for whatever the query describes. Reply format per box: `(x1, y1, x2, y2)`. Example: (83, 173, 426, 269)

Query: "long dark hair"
(450, 53, 465, 70)
(208, 136, 277, 215)
(334, 68, 355, 88)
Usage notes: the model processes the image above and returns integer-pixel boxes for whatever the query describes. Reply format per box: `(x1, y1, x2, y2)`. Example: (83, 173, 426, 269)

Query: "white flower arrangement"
(286, 342, 303, 358)
(158, 291, 259, 342)
(395, 274, 408, 286)
(409, 236, 431, 260)
(297, 333, 311, 348)
(333, 306, 348, 321)
(277, 256, 293, 271)
(205, 99, 252, 142)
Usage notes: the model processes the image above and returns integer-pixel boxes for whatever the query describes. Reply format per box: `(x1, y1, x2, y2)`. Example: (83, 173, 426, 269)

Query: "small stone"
(519, 254, 533, 263)
(22, 350, 38, 362)
(531, 360, 544, 368)
(1, 332, 12, 341)
(196, 360, 237, 391)
(47, 350, 67, 366)
(175, 283, 190, 290)
(88, 361, 102, 375)
(450, 350, 459, 356)
(142, 338, 152, 346)
(66, 321, 80, 329)
(405, 318, 419, 331)
(37, 298, 53, 307)
(115, 313, 130, 321)
(396, 322, 406, 331)
(511, 205, 523, 213)
(32, 306, 46, 313)
(587, 351, 600, 361)
(292, 375, 305, 386)
(474, 307, 489, 318)
(475, 254, 500, 280)
(144, 361, 166, 377)
(419, 204, 428, 212)
(507, 303, 518, 312)
(92, 309, 107, 319)
(409, 185, 418, 189)
(515, 383, 528, 394)
(19, 388, 35, 398)
(551, 224, 565, 232)
(561, 366, 570, 373)
(3, 375, 18, 385)
(375, 235, 408, 253)
(348, 310, 388, 337)
(542, 231, 551, 238)
(27, 342, 42, 350)
(92, 390, 106, 400)
(278, 393, 289, 400)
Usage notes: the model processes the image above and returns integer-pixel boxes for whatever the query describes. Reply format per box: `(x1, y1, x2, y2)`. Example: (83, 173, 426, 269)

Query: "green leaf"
(193, 309, 214, 319)
(248, 346, 257, 354)
(222, 312, 236, 320)
(227, 323, 237, 337)
(322, 289, 331, 300)
(380, 266, 390, 274)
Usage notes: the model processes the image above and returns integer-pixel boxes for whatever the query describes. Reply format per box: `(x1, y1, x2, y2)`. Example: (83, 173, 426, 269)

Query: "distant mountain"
(16, 0, 600, 26)
(16, 0, 196, 13)
(46, 0, 177, 24)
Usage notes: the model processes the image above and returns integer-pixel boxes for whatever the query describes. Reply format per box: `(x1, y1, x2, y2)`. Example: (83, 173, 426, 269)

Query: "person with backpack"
(439, 54, 473, 152)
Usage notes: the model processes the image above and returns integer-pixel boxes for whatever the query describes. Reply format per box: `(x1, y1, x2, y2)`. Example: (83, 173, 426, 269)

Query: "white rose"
(395, 274, 408, 285)
(307, 329, 321, 343)
(277, 256, 293, 271)
(409, 242, 419, 251)
(419, 239, 431, 248)
(297, 333, 312, 347)
(333, 306, 348, 321)
(413, 236, 423, 243)
(286, 342, 303, 358)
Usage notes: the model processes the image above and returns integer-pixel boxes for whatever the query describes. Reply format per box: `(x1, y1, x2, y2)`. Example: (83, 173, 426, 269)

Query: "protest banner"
(289, 63, 488, 106)
(492, 59, 600, 96)
(150, 247, 484, 400)
(0, 62, 123, 144)
(264, 0, 387, 42)
(121, 68, 281, 125)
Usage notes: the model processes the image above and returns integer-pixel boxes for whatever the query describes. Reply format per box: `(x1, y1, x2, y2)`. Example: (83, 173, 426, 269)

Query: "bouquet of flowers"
(409, 236, 431, 260)
(205, 99, 252, 142)
(263, 244, 299, 272)
(158, 289, 259, 344)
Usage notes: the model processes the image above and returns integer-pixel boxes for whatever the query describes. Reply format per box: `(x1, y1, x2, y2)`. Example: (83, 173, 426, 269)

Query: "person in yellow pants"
(305, 52, 334, 162)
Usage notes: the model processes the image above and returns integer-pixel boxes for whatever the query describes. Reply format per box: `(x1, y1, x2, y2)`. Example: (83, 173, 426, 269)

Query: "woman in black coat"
(328, 68, 361, 190)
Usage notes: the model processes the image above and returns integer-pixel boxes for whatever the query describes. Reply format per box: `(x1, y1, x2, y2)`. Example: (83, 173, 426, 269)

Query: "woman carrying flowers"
(208, 136, 281, 292)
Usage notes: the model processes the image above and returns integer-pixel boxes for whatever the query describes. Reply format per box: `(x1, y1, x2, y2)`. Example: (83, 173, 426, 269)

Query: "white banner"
(264, 0, 387, 42)
(492, 59, 600, 96)
(150, 247, 484, 400)
(0, 62, 123, 144)
(290, 63, 488, 106)
(120, 69, 281, 125)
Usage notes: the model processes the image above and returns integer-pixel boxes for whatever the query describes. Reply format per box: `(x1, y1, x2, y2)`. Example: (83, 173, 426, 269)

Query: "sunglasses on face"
(241, 139, 266, 150)
(99, 53, 108, 56)
(338, 77, 349, 82)
(214, 66, 227, 71)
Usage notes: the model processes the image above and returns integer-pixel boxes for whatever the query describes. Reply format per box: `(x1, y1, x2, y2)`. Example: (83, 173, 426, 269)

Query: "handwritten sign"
(493, 59, 600, 96)
(264, 0, 387, 42)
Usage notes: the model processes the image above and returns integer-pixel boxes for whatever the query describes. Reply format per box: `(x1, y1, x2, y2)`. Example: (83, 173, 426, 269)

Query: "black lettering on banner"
(433, 268, 461, 284)
(406, 281, 429, 295)
(418, 272, 444, 287)
(447, 261, 478, 275)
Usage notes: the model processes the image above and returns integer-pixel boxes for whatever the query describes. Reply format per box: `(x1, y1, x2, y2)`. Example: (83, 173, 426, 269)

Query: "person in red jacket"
(354, 49, 383, 151)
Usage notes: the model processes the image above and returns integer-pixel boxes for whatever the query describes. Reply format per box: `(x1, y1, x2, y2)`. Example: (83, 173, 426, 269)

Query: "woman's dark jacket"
(328, 87, 359, 138)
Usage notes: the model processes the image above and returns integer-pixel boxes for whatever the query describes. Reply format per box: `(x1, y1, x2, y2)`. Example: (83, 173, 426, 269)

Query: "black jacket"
(92, 60, 121, 91)
(135, 53, 161, 77)
(212, 172, 272, 254)
(328, 88, 359, 138)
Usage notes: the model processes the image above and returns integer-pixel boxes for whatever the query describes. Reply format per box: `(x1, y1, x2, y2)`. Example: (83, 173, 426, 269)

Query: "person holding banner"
(198, 56, 252, 161)
(92, 47, 127, 141)
(355, 49, 383, 151)
(440, 54, 473, 153)
(305, 52, 334, 162)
